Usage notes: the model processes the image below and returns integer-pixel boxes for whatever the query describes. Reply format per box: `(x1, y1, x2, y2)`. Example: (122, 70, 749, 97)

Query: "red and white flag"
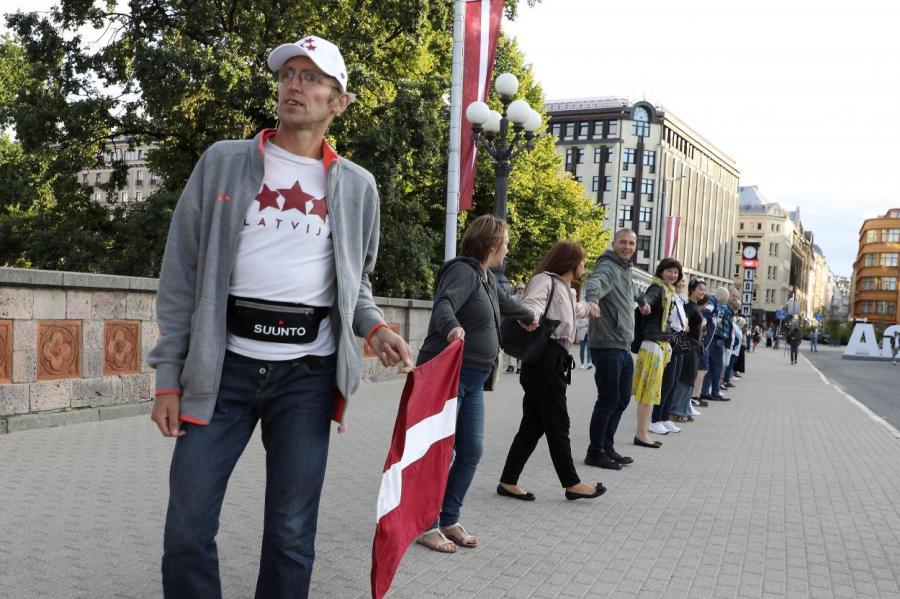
(458, 0, 504, 211)
(663, 215, 682, 257)
(370, 340, 464, 599)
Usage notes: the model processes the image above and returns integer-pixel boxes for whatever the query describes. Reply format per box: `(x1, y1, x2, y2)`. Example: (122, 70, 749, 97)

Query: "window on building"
(772, 266, 777, 279)
(135, 191, 142, 202)
(867, 229, 880, 243)
(605, 147, 613, 163)
(632, 121, 651, 137)
(135, 170, 144, 186)
(766, 289, 775, 303)
(551, 123, 561, 138)
(642, 150, 656, 167)
(881, 253, 898, 267)
(884, 277, 898, 291)
(637, 235, 651, 252)
(81, 173, 88, 183)
(592, 120, 603, 139)
(608, 121, 618, 137)
(618, 205, 632, 225)
(891, 210, 900, 218)
(773, 244, 778, 256)
(150, 174, 159, 186)
(604, 176, 612, 191)
(623, 148, 636, 165)
(594, 148, 603, 163)
(121, 191, 128, 202)
(639, 206, 652, 227)
(575, 176, 583, 183)
(592, 176, 600, 192)
(739, 222, 744, 230)
(578, 122, 589, 139)
(878, 301, 896, 314)
(884, 229, 900, 243)
(95, 172, 102, 184)
(564, 123, 575, 140)
(137, 149, 143, 160)
(734, 264, 740, 277)
(757, 223, 762, 230)
(94, 192, 101, 202)
(621, 177, 635, 193)
(864, 253, 877, 267)
(641, 178, 654, 196)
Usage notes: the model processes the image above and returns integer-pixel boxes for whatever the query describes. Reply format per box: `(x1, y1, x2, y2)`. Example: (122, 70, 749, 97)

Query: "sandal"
(415, 528, 458, 553)
(440, 523, 478, 548)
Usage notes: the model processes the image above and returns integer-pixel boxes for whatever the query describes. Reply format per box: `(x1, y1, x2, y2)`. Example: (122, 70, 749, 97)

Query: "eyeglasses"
(278, 68, 341, 91)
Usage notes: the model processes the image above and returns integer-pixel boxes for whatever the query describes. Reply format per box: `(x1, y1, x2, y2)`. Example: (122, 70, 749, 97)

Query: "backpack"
(631, 306, 644, 354)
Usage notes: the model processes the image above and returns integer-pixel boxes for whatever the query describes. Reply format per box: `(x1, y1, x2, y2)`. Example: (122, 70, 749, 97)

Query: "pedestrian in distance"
(632, 257, 683, 448)
(414, 214, 537, 553)
(891, 331, 900, 366)
(810, 327, 819, 352)
(576, 315, 593, 369)
(498, 241, 606, 501)
(582, 228, 651, 470)
(787, 326, 802, 364)
(148, 35, 414, 599)
(505, 282, 528, 373)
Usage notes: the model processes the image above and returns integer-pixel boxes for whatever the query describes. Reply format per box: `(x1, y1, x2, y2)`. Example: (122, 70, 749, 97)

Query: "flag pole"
(444, 0, 466, 262)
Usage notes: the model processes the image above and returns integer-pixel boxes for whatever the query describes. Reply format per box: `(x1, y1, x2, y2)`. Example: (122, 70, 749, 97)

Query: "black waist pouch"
(226, 295, 330, 344)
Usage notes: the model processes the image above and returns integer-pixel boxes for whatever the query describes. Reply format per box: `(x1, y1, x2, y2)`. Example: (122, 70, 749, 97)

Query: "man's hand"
(371, 326, 415, 373)
(447, 327, 465, 342)
(639, 304, 651, 315)
(587, 301, 600, 318)
(151, 394, 186, 438)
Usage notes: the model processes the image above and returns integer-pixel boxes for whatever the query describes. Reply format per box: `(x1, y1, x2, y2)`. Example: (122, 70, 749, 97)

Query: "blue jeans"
(670, 381, 693, 418)
(162, 350, 336, 599)
(723, 354, 737, 383)
(587, 348, 634, 456)
(701, 339, 725, 397)
(579, 339, 592, 366)
(435, 367, 489, 528)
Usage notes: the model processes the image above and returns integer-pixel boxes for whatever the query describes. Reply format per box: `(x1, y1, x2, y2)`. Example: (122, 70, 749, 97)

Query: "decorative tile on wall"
(363, 323, 401, 358)
(103, 320, 141, 376)
(37, 320, 82, 381)
(0, 320, 11, 384)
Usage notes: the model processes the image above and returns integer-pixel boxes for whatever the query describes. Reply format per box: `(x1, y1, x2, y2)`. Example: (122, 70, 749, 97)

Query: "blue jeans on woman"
(434, 366, 490, 528)
(579, 338, 592, 366)
(701, 339, 725, 397)
(162, 350, 336, 599)
(670, 381, 693, 418)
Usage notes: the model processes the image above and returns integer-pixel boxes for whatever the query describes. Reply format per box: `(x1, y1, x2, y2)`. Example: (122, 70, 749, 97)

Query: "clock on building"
(742, 245, 758, 260)
(633, 106, 649, 122)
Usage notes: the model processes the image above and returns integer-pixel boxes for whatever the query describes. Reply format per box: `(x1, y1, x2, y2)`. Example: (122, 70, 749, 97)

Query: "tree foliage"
(1, 0, 605, 298)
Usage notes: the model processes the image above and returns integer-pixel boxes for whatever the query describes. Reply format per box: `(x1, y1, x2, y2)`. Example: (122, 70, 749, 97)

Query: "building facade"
(77, 139, 161, 207)
(851, 209, 900, 323)
(830, 275, 851, 321)
(546, 98, 740, 285)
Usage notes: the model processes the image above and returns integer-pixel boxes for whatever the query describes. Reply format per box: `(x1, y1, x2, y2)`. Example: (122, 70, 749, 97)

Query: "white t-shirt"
(226, 140, 336, 360)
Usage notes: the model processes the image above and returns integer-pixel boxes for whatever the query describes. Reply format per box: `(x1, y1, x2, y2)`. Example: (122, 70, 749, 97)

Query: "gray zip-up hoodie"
(583, 250, 647, 351)
(147, 130, 384, 426)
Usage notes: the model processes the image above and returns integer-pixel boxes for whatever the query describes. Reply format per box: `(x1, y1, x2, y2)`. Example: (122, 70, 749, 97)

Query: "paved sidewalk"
(2, 348, 900, 598)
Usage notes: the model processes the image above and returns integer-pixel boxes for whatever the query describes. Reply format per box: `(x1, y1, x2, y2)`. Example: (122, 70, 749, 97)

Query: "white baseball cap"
(268, 35, 349, 93)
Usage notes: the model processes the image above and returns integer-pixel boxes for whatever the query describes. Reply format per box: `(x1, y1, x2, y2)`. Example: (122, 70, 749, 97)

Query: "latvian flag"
(370, 340, 464, 598)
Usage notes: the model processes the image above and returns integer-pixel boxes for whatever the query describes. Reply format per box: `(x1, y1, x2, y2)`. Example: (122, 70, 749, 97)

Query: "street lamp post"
(465, 73, 543, 222)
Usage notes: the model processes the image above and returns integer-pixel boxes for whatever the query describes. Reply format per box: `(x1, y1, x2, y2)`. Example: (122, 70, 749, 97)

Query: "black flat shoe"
(606, 448, 633, 465)
(633, 436, 662, 448)
(565, 483, 606, 500)
(496, 484, 535, 501)
(584, 451, 622, 470)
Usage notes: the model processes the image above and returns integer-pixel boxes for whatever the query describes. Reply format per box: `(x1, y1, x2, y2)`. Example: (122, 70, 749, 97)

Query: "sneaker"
(584, 451, 622, 470)
(586, 363, 594, 370)
(648, 422, 669, 435)
(690, 406, 701, 417)
(662, 420, 681, 433)
(690, 399, 699, 406)
(733, 374, 742, 379)
(606, 448, 633, 465)
(723, 382, 735, 389)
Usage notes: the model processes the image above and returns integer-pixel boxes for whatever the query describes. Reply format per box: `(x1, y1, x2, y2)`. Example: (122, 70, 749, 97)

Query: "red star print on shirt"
(255, 184, 280, 211)
(308, 197, 328, 223)
(278, 181, 315, 214)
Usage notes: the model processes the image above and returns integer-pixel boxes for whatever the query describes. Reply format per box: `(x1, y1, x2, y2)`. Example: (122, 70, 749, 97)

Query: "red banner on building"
(370, 340, 464, 599)
(458, 0, 504, 211)
(663, 215, 682, 257)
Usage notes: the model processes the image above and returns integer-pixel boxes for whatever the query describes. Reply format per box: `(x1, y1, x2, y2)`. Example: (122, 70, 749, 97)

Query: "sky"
(2, 0, 897, 276)
(503, 0, 900, 277)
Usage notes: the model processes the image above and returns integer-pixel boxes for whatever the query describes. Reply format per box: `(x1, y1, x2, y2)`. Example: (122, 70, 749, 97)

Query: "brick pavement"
(1, 348, 899, 598)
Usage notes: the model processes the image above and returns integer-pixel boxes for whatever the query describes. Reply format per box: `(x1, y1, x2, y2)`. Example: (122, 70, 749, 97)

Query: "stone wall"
(0, 268, 433, 433)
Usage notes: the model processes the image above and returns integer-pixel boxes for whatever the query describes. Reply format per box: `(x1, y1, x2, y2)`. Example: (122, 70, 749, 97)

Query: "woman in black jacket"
(632, 258, 682, 448)
(415, 214, 535, 553)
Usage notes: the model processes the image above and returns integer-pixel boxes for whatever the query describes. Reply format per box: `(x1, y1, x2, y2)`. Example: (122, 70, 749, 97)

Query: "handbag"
(500, 274, 561, 364)
(669, 300, 697, 355)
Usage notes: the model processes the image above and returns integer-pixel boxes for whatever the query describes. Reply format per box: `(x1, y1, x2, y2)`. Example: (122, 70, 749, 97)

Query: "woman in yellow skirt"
(633, 258, 683, 448)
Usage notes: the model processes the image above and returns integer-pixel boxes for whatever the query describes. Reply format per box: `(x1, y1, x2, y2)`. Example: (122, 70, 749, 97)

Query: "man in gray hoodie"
(148, 36, 411, 599)
(583, 229, 650, 470)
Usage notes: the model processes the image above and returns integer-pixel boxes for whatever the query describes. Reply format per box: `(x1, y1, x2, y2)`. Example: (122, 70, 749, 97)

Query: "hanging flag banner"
(663, 215, 682, 257)
(370, 340, 464, 599)
(458, 0, 504, 211)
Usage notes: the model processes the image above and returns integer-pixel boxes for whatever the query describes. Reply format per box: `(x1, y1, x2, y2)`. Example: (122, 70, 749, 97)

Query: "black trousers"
(500, 342, 580, 488)
(652, 352, 683, 423)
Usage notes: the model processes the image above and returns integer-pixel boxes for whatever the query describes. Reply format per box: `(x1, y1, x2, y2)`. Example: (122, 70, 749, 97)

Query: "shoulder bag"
(499, 274, 561, 364)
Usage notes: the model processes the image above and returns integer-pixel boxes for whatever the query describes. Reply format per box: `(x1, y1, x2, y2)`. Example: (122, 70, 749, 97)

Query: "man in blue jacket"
(148, 36, 412, 599)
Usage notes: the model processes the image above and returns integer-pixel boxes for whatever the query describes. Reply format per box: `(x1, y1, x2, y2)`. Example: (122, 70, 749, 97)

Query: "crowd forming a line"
(416, 217, 752, 553)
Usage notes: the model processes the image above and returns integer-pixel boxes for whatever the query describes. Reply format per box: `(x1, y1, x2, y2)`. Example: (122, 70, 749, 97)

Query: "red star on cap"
(308, 197, 329, 223)
(302, 37, 317, 51)
(255, 184, 280, 211)
(278, 181, 314, 214)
